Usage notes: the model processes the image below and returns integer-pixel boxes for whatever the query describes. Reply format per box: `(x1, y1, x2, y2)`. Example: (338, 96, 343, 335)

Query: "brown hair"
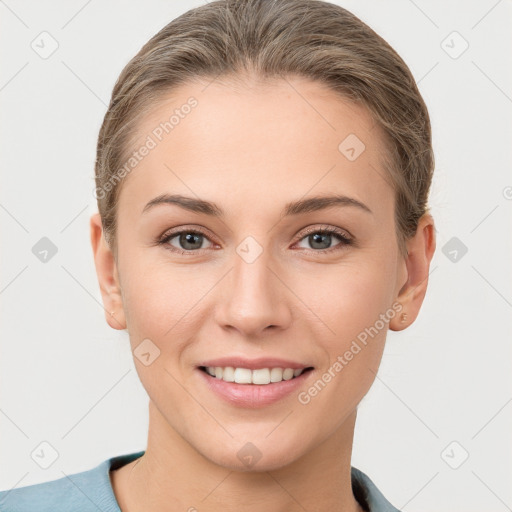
(94, 0, 434, 260)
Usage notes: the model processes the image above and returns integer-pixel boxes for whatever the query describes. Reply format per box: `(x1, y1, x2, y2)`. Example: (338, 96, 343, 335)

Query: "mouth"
(198, 365, 315, 385)
(196, 364, 315, 408)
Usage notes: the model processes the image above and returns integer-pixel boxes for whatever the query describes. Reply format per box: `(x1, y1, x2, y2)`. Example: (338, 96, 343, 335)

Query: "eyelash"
(157, 225, 353, 255)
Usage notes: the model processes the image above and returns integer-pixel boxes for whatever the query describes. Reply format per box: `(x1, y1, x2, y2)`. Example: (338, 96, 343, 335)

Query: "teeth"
(270, 368, 283, 382)
(251, 368, 270, 385)
(222, 366, 235, 382)
(204, 366, 306, 384)
(234, 367, 252, 384)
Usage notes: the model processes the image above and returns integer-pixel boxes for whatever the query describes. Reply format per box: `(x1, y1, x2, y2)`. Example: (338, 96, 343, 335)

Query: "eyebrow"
(142, 193, 373, 217)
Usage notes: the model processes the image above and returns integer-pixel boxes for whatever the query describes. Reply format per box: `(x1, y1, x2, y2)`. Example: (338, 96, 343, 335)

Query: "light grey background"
(1, 1, 511, 511)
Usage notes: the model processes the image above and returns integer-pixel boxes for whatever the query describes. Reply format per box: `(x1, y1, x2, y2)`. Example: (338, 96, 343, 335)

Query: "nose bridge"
(233, 243, 274, 300)
(215, 237, 291, 335)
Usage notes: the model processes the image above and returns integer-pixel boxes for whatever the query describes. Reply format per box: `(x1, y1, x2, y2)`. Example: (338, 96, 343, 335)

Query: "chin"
(200, 437, 306, 473)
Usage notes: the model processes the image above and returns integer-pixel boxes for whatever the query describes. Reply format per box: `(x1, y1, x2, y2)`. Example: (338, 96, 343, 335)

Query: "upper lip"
(198, 357, 313, 370)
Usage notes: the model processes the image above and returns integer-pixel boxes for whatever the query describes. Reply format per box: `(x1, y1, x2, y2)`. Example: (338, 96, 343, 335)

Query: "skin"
(90, 74, 436, 512)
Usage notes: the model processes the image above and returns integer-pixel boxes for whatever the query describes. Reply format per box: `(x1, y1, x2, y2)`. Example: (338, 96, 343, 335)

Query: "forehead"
(118, 76, 394, 222)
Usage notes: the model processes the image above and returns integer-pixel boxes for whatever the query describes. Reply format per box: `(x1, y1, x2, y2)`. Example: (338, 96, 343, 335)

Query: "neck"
(111, 402, 365, 512)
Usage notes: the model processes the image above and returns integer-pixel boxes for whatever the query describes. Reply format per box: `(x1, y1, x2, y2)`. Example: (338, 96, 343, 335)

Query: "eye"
(158, 228, 215, 254)
(294, 225, 353, 253)
(157, 225, 353, 255)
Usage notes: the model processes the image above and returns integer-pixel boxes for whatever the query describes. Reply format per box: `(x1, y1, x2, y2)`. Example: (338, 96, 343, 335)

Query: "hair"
(94, 0, 434, 261)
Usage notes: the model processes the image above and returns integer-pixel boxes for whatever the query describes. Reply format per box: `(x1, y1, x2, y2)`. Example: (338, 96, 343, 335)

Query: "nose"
(214, 248, 292, 338)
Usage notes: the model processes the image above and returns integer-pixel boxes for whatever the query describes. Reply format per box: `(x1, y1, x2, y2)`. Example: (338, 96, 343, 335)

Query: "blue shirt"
(0, 451, 402, 511)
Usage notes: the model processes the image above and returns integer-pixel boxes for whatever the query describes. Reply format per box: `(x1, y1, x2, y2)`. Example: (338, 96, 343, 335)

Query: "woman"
(0, 0, 436, 510)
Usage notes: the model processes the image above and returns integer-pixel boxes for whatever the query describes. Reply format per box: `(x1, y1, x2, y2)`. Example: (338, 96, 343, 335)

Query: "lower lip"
(197, 367, 314, 408)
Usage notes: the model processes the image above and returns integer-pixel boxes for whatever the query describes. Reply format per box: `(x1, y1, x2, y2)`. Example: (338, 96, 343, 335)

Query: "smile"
(196, 365, 315, 408)
(199, 366, 313, 384)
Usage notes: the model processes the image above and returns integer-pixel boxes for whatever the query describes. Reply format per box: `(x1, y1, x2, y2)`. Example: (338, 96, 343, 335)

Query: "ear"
(90, 212, 127, 330)
(389, 213, 436, 331)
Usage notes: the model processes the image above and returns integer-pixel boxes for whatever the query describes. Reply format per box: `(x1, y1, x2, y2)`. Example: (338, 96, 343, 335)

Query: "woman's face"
(105, 76, 413, 470)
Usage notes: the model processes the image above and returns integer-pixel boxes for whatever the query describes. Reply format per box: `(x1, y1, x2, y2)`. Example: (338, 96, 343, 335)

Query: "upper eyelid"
(160, 224, 350, 238)
(160, 225, 352, 247)
(300, 224, 352, 239)
(160, 226, 216, 243)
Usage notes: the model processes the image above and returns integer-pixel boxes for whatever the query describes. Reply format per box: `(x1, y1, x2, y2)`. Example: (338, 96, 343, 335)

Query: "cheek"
(295, 266, 392, 419)
(296, 261, 394, 340)
(119, 258, 214, 382)
(295, 260, 393, 397)
(121, 254, 196, 329)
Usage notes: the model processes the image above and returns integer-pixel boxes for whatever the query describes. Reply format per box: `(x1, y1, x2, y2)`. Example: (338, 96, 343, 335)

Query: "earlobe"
(89, 213, 127, 330)
(389, 213, 436, 332)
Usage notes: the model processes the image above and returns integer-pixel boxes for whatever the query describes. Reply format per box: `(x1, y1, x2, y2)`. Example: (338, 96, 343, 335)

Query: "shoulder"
(0, 460, 111, 512)
(351, 466, 403, 512)
(0, 451, 144, 512)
